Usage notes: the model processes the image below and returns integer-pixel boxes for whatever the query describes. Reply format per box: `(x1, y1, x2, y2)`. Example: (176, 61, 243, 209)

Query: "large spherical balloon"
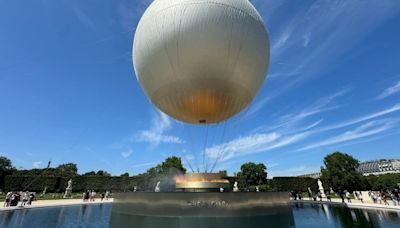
(133, 0, 269, 124)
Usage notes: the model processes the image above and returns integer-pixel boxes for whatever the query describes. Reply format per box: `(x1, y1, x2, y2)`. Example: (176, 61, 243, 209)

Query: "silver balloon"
(133, 0, 269, 124)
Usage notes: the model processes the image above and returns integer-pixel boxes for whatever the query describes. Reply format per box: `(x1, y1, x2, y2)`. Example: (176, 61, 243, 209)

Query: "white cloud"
(254, 89, 348, 133)
(377, 81, 400, 99)
(121, 149, 133, 158)
(318, 104, 400, 132)
(136, 111, 184, 148)
(301, 119, 323, 131)
(262, 0, 400, 94)
(132, 162, 158, 168)
(298, 119, 398, 151)
(269, 165, 319, 178)
(206, 131, 310, 162)
(33, 161, 43, 168)
(206, 103, 400, 163)
(72, 6, 96, 30)
(206, 133, 280, 160)
(268, 162, 280, 168)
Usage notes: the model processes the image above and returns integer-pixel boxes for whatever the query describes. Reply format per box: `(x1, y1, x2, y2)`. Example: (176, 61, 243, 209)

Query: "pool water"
(0, 203, 399, 228)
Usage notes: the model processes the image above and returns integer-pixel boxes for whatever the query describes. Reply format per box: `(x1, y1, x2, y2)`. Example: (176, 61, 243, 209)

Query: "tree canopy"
(137, 156, 186, 191)
(321, 152, 366, 191)
(56, 163, 78, 177)
(236, 162, 267, 189)
(0, 156, 16, 190)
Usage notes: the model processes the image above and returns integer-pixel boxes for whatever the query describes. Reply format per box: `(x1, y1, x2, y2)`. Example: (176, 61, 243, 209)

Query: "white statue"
(233, 181, 239, 192)
(317, 179, 326, 197)
(255, 186, 260, 192)
(134, 186, 137, 192)
(155, 181, 161, 192)
(220, 188, 224, 193)
(63, 179, 73, 198)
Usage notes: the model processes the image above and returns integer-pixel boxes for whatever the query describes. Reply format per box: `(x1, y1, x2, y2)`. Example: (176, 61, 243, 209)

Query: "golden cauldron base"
(175, 173, 230, 192)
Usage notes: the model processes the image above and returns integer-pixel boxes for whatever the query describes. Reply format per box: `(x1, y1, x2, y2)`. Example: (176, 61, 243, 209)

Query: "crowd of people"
(368, 189, 400, 206)
(82, 190, 110, 202)
(290, 187, 400, 206)
(3, 191, 35, 207)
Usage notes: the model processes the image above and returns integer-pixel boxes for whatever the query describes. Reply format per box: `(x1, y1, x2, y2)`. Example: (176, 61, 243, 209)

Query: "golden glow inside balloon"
(133, 0, 269, 124)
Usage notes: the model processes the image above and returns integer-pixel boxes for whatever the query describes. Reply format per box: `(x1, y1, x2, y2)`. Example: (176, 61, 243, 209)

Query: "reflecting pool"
(0, 202, 399, 227)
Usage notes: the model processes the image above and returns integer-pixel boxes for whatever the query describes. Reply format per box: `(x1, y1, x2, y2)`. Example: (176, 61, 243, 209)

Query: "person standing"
(326, 191, 331, 202)
(28, 192, 34, 205)
(358, 191, 363, 203)
(339, 189, 345, 203)
(345, 190, 351, 203)
(84, 190, 90, 202)
(382, 191, 389, 206)
(393, 189, 399, 206)
(105, 190, 110, 200)
(91, 190, 96, 202)
(4, 192, 12, 207)
(21, 191, 29, 206)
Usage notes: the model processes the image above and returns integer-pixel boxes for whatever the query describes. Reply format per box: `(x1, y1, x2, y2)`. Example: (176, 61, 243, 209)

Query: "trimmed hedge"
(271, 177, 318, 192)
(4, 175, 140, 193)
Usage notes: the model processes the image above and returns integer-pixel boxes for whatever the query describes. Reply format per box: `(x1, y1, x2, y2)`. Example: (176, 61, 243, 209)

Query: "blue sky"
(1, 0, 400, 177)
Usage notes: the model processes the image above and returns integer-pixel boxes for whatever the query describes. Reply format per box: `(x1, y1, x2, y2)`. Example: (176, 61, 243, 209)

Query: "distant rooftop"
(298, 158, 400, 178)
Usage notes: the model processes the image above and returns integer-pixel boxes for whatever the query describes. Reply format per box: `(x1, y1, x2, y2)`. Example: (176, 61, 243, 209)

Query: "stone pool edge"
(0, 198, 113, 212)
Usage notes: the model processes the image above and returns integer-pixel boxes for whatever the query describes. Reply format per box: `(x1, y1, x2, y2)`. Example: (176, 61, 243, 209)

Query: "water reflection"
(0, 202, 399, 227)
(0, 203, 112, 228)
(293, 202, 400, 228)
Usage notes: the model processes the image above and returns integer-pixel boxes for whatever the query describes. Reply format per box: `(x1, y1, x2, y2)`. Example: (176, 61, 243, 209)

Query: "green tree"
(218, 170, 228, 178)
(366, 173, 400, 190)
(321, 152, 366, 191)
(236, 162, 267, 189)
(137, 156, 186, 191)
(158, 156, 186, 174)
(0, 156, 16, 190)
(56, 163, 78, 177)
(120, 172, 130, 177)
(96, 170, 111, 176)
(83, 171, 96, 176)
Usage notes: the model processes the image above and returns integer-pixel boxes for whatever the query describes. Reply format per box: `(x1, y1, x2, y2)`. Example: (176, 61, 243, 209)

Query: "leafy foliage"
(271, 177, 318, 192)
(56, 163, 78, 177)
(236, 162, 267, 189)
(320, 152, 366, 191)
(5, 175, 139, 192)
(0, 156, 16, 190)
(137, 156, 186, 191)
(365, 173, 400, 190)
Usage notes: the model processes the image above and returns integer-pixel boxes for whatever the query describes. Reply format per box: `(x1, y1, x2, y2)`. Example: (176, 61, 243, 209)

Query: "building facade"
(299, 159, 400, 178)
(358, 159, 400, 176)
